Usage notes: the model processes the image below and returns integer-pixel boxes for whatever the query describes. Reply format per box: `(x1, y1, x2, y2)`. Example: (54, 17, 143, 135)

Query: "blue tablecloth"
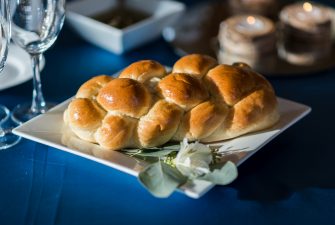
(1, 1, 335, 224)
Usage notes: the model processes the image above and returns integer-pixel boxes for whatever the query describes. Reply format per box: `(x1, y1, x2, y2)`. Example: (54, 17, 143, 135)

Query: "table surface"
(1, 0, 335, 224)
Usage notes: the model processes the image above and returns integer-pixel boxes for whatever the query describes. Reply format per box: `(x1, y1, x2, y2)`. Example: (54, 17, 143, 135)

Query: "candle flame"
(246, 16, 256, 25)
(303, 2, 313, 12)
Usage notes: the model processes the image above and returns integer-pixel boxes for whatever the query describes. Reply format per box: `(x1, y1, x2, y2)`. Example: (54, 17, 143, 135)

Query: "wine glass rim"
(0, 105, 10, 125)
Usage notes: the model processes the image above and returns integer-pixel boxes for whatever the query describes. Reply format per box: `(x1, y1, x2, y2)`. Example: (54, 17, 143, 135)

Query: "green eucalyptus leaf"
(158, 142, 180, 149)
(121, 144, 180, 160)
(198, 161, 238, 185)
(122, 144, 180, 156)
(138, 161, 187, 198)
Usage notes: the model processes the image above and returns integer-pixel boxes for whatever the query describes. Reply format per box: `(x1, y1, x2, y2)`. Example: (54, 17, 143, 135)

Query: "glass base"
(0, 105, 21, 150)
(11, 102, 56, 124)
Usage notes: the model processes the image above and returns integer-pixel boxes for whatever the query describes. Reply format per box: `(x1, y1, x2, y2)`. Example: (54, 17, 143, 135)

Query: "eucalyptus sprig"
(121, 143, 180, 158)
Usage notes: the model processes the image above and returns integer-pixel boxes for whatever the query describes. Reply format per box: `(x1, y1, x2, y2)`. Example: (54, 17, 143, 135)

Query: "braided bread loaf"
(63, 54, 280, 150)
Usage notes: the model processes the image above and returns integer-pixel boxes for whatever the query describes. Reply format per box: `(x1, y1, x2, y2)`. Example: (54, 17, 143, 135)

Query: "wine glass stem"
(30, 54, 47, 114)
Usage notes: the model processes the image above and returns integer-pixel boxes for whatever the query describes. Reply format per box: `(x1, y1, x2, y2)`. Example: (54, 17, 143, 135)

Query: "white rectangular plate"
(13, 97, 311, 198)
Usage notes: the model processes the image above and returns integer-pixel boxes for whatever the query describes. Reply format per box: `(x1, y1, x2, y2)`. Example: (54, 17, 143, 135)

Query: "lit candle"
(218, 15, 276, 57)
(297, 2, 322, 22)
(280, 2, 332, 32)
(236, 16, 265, 33)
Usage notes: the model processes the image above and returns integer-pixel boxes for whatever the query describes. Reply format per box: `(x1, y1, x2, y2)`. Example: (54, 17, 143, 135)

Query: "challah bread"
(64, 54, 280, 150)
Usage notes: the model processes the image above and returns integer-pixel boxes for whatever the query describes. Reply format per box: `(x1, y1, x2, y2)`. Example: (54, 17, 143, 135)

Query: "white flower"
(174, 139, 213, 178)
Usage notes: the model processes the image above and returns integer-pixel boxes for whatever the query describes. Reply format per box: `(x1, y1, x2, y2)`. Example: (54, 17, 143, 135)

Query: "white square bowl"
(66, 0, 185, 54)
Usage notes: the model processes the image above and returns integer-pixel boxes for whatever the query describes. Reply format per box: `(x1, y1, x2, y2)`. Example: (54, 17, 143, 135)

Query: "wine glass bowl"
(10, 0, 66, 123)
(11, 0, 66, 54)
(0, 0, 10, 71)
(0, 0, 21, 149)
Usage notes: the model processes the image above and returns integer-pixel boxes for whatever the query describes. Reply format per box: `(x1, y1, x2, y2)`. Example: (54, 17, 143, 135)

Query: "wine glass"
(0, 0, 21, 149)
(10, 0, 66, 124)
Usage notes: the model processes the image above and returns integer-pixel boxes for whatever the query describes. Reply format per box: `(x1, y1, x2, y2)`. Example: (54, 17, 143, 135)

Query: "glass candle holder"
(278, 2, 333, 65)
(218, 15, 276, 69)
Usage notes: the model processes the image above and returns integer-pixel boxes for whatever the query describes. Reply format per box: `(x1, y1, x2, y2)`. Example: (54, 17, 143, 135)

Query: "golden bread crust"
(68, 98, 106, 129)
(119, 60, 166, 82)
(97, 78, 152, 118)
(157, 73, 209, 110)
(174, 100, 228, 141)
(173, 54, 218, 79)
(95, 115, 137, 150)
(67, 98, 106, 142)
(138, 100, 183, 147)
(76, 75, 113, 99)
